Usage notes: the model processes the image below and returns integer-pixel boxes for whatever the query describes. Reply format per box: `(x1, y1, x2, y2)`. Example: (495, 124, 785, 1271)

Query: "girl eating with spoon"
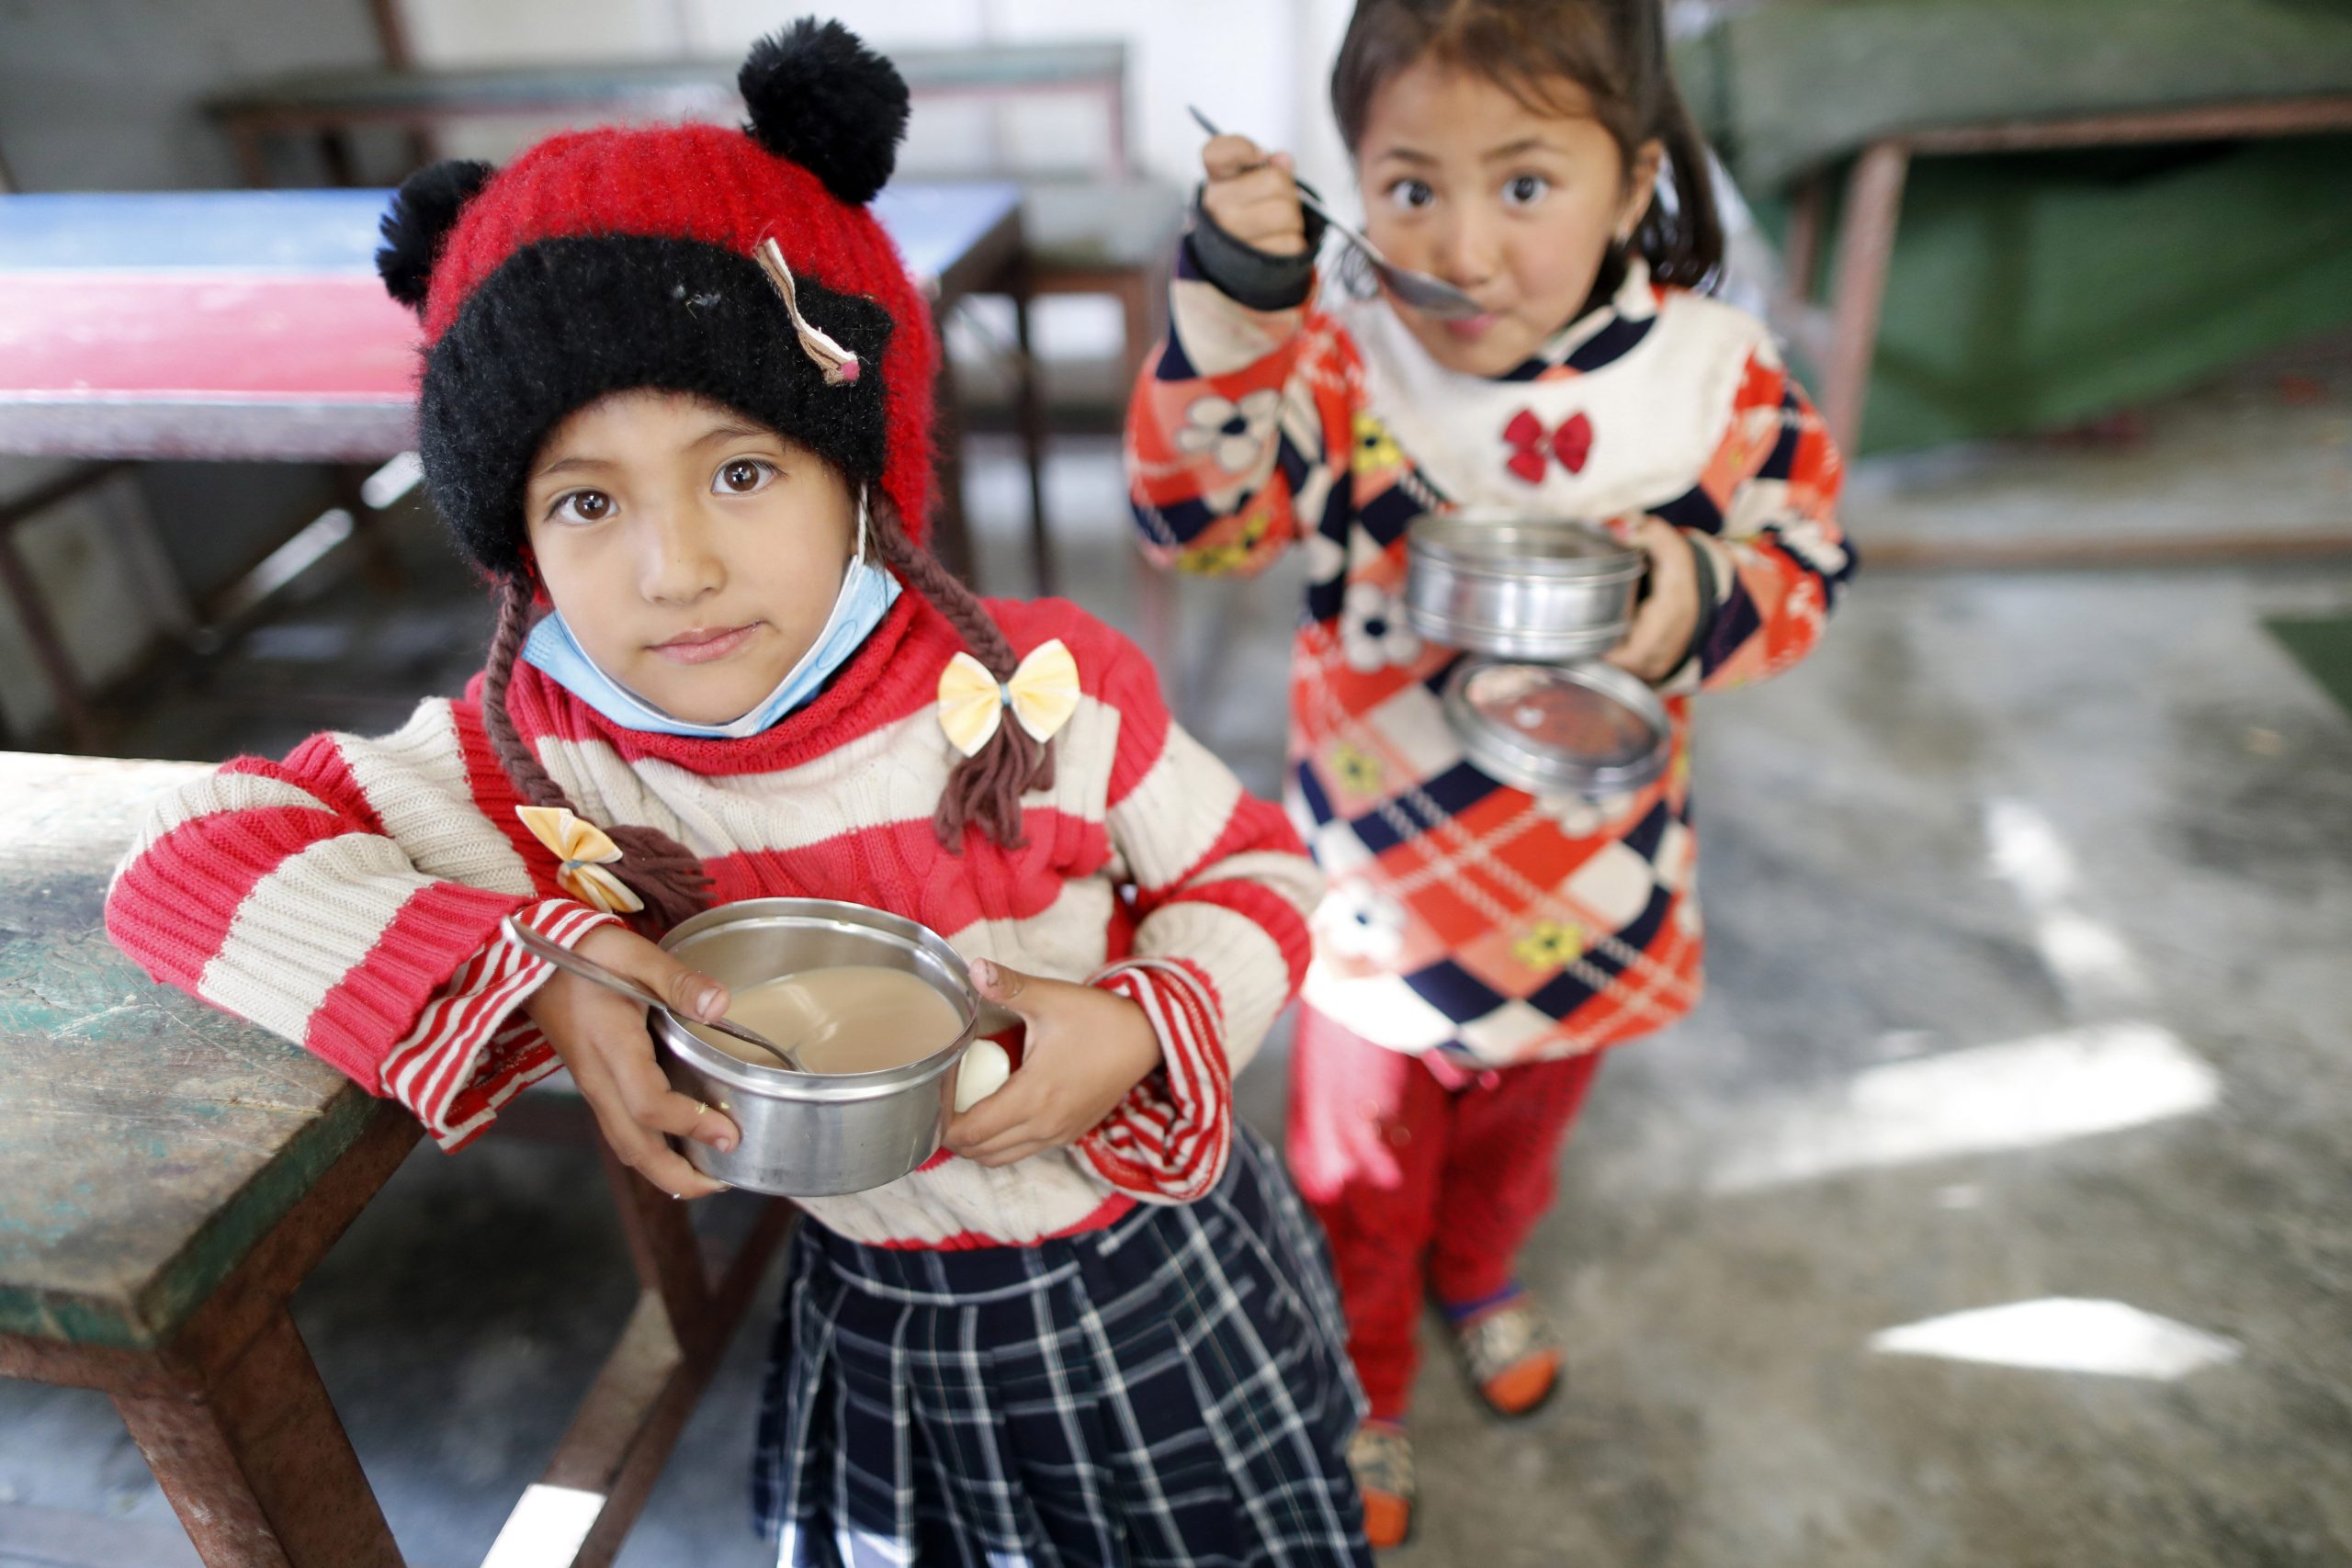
(1128, 0, 1856, 1544)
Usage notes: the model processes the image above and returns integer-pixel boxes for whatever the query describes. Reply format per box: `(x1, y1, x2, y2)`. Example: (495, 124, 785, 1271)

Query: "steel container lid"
(1442, 658, 1671, 799)
(1408, 513, 1646, 582)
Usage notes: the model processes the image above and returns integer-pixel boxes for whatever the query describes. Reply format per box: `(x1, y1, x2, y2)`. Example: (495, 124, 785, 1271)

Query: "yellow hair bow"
(515, 805, 646, 916)
(936, 638, 1080, 758)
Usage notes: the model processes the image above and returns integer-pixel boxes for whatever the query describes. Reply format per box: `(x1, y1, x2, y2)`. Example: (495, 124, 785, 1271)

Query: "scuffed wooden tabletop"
(0, 752, 400, 1349)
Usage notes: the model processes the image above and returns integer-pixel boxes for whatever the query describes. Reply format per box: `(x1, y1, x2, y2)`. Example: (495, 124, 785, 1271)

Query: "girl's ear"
(377, 159, 495, 314)
(516, 546, 548, 604)
(1618, 138, 1666, 243)
(738, 17, 910, 206)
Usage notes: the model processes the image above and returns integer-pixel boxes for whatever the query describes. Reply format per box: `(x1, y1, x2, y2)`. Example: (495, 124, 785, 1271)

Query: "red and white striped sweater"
(106, 593, 1322, 1249)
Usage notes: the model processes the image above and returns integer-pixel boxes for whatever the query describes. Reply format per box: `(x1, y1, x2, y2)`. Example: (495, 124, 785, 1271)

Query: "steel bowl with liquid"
(652, 898, 984, 1197)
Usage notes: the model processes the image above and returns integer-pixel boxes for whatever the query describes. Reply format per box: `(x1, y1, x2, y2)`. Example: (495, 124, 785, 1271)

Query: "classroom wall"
(397, 0, 1351, 191)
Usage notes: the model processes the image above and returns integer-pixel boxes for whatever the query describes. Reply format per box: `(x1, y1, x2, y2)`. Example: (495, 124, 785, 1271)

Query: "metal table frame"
(1779, 93, 2352, 569)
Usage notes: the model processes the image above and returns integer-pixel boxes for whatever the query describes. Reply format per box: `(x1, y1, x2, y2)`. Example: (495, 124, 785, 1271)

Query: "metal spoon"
(502, 915, 809, 1073)
(1187, 105, 1487, 321)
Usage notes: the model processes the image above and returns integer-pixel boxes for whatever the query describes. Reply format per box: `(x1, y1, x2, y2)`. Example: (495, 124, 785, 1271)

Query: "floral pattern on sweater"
(1126, 253, 1852, 1064)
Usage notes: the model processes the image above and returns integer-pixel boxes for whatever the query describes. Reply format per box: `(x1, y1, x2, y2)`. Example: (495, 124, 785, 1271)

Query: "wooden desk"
(0, 183, 1042, 750)
(0, 751, 789, 1567)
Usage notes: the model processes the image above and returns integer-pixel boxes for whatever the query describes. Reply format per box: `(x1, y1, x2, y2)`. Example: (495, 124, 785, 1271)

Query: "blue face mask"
(521, 490, 901, 740)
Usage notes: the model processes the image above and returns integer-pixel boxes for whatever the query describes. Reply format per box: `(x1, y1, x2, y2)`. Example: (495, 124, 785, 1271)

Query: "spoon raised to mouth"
(503, 915, 808, 1073)
(1187, 105, 1488, 322)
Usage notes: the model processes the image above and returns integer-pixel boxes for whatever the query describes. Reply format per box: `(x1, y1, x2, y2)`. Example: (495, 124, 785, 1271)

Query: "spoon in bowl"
(502, 915, 809, 1073)
(1186, 105, 1488, 321)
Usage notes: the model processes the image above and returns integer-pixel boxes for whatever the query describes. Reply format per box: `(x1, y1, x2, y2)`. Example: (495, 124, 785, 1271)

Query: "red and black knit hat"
(377, 17, 937, 575)
(372, 19, 1054, 913)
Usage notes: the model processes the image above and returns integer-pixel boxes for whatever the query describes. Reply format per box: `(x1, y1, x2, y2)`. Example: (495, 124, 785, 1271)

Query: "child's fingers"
(1209, 168, 1305, 224)
(613, 1048, 741, 1152)
(1603, 521, 1701, 682)
(959, 1134, 1055, 1169)
(968, 954, 1030, 1007)
(1201, 132, 1272, 180)
(595, 935, 729, 1024)
(1221, 188, 1309, 232)
(952, 1115, 1046, 1162)
(610, 1118, 729, 1199)
(1216, 162, 1298, 203)
(970, 957, 1085, 1027)
(1226, 214, 1308, 256)
(944, 1052, 1063, 1156)
(949, 1098, 1059, 1165)
(572, 1000, 741, 1149)
(1601, 605, 1677, 682)
(569, 1053, 729, 1197)
(951, 1086, 1083, 1164)
(1202, 173, 1307, 254)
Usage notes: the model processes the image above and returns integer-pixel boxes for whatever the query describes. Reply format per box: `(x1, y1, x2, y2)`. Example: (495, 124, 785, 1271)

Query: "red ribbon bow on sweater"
(1501, 408, 1593, 484)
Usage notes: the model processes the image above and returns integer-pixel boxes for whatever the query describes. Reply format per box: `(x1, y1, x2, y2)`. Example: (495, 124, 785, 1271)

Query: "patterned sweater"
(1126, 251, 1852, 1066)
(105, 593, 1322, 1248)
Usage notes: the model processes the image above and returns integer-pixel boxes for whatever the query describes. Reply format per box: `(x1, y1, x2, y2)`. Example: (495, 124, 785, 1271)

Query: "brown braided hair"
(475, 492, 1057, 933)
(481, 574, 714, 931)
(862, 491, 1057, 850)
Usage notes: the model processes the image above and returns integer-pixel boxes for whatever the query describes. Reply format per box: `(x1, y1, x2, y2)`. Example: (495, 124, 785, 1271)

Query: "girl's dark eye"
(1502, 174, 1550, 208)
(1385, 178, 1434, 212)
(715, 458, 776, 495)
(552, 490, 612, 524)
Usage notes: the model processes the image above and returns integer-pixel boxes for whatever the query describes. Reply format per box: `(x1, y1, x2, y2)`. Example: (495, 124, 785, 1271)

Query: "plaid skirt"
(752, 1127, 1372, 1566)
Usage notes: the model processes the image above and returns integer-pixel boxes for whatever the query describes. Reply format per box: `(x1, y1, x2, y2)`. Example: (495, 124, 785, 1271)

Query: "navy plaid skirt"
(752, 1127, 1372, 1566)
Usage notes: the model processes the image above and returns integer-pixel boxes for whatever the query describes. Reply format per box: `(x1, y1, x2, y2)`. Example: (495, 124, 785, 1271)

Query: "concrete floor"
(6, 361, 2352, 1567)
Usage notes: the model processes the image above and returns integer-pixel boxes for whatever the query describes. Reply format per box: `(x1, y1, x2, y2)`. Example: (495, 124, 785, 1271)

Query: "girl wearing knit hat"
(106, 19, 1370, 1563)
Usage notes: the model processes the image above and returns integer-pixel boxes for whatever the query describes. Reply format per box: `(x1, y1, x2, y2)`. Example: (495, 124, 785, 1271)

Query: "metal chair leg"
(1822, 141, 1911, 458)
(1010, 264, 1056, 597)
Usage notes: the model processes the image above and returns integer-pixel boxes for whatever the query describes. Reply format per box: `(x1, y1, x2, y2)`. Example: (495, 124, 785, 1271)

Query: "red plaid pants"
(1285, 1003, 1602, 1421)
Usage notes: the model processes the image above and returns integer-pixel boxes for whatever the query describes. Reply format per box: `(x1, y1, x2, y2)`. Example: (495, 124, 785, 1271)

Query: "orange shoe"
(1451, 1294, 1562, 1418)
(1347, 1421, 1415, 1550)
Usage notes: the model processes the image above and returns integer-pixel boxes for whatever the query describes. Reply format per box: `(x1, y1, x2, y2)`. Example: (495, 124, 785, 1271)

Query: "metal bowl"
(652, 898, 982, 1197)
(1442, 659, 1672, 799)
(1405, 513, 1646, 661)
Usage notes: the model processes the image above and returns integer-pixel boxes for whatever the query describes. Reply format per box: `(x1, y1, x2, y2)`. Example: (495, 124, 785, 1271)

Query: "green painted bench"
(1678, 0, 2352, 520)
